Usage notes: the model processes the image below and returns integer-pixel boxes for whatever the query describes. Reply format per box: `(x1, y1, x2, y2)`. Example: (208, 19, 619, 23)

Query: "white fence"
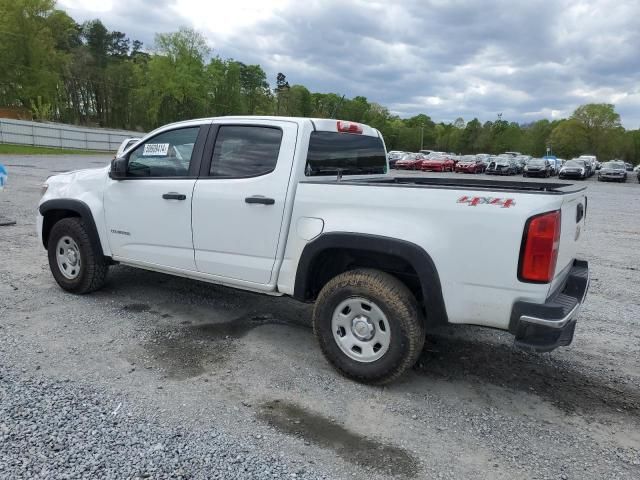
(0, 118, 142, 152)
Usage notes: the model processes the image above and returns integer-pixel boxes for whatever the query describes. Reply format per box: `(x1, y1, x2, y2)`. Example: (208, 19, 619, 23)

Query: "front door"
(104, 125, 207, 271)
(191, 120, 298, 285)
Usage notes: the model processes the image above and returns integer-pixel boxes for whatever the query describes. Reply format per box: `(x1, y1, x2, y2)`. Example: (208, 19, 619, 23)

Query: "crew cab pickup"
(38, 117, 590, 384)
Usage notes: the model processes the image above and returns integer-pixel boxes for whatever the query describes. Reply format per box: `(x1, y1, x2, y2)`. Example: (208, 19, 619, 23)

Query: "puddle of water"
(140, 306, 309, 380)
(143, 330, 233, 379)
(258, 400, 419, 478)
(122, 303, 152, 313)
(3, 164, 42, 168)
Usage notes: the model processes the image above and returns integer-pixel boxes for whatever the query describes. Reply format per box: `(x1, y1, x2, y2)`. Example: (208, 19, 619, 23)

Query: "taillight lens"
(336, 120, 363, 134)
(519, 210, 561, 283)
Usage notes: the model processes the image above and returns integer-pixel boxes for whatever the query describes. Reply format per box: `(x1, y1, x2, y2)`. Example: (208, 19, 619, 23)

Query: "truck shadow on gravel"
(415, 333, 639, 418)
(258, 400, 419, 478)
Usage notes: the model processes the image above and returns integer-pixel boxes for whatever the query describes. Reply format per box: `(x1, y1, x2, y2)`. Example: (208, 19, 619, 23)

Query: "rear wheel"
(47, 217, 108, 294)
(313, 269, 424, 384)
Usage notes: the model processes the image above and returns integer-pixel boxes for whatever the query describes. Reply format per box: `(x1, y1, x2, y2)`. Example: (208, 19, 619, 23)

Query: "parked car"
(559, 159, 588, 180)
(523, 158, 552, 177)
(624, 162, 634, 171)
(475, 153, 491, 170)
(115, 137, 142, 158)
(542, 155, 560, 175)
(394, 153, 422, 170)
(420, 154, 455, 172)
(577, 155, 596, 176)
(486, 156, 518, 175)
(38, 115, 590, 384)
(597, 161, 627, 182)
(387, 151, 406, 169)
(455, 155, 485, 173)
(637, 169, 640, 183)
(514, 155, 530, 174)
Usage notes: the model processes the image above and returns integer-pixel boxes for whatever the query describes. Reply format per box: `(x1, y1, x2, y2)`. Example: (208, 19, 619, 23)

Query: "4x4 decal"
(457, 196, 516, 208)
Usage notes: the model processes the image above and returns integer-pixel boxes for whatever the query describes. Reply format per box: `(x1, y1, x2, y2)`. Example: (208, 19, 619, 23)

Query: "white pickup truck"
(38, 117, 590, 383)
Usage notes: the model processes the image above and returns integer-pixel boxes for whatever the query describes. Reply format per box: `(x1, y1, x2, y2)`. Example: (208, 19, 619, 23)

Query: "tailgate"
(553, 190, 587, 286)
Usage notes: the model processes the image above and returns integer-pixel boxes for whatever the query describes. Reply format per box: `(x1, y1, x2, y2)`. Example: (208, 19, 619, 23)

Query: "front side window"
(127, 127, 200, 177)
(210, 126, 282, 177)
(306, 132, 387, 176)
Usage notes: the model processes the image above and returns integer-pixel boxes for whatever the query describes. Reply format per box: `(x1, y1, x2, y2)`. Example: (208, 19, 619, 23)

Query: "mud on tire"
(313, 269, 425, 384)
(47, 217, 108, 294)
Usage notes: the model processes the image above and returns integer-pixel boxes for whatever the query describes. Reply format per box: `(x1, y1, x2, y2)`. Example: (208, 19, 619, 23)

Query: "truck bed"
(304, 176, 587, 195)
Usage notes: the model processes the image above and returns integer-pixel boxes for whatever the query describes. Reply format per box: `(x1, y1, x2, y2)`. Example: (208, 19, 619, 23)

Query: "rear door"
(191, 119, 298, 285)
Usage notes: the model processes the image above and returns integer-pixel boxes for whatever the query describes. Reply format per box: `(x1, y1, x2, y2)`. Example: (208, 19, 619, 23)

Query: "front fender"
(39, 199, 107, 258)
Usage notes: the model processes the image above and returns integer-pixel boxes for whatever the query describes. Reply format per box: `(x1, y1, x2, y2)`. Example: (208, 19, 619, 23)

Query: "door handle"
(162, 192, 186, 200)
(245, 196, 275, 205)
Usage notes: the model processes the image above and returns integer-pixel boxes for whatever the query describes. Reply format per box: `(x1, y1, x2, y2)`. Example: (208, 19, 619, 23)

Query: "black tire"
(313, 269, 424, 384)
(47, 217, 108, 294)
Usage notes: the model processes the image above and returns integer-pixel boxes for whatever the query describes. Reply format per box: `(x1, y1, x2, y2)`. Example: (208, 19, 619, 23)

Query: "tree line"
(1, 0, 638, 163)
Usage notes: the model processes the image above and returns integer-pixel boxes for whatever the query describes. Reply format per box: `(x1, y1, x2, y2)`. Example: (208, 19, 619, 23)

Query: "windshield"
(604, 162, 625, 169)
(528, 159, 545, 166)
(306, 132, 387, 176)
(564, 160, 583, 167)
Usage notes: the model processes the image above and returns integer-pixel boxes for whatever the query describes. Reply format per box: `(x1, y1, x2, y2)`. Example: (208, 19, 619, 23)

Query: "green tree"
(142, 28, 209, 126)
(238, 63, 270, 114)
(288, 85, 313, 117)
(549, 119, 588, 158)
(0, 0, 63, 110)
(571, 103, 621, 157)
(460, 118, 482, 153)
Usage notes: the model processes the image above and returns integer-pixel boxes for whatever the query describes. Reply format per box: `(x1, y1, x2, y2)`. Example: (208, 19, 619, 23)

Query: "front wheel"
(47, 217, 109, 294)
(313, 269, 425, 384)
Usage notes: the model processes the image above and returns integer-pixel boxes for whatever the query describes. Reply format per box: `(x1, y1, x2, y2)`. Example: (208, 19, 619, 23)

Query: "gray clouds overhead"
(60, 0, 640, 127)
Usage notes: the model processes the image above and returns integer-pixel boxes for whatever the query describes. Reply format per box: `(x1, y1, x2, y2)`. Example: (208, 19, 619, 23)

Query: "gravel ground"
(0, 154, 639, 479)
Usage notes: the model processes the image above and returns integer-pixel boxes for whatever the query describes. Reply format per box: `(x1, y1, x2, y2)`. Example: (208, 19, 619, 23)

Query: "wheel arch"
(39, 199, 105, 258)
(294, 233, 448, 326)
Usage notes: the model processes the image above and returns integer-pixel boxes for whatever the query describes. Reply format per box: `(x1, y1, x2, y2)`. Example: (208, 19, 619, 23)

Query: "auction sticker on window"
(143, 143, 169, 156)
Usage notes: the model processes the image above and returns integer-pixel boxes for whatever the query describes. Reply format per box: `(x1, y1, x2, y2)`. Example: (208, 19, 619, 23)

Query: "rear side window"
(210, 126, 282, 177)
(305, 132, 387, 176)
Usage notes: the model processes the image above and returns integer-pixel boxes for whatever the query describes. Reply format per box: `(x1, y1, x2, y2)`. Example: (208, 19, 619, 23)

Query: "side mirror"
(110, 157, 127, 180)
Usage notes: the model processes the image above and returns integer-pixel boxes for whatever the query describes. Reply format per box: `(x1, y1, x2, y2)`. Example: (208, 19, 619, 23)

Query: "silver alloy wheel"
(331, 297, 391, 363)
(56, 235, 82, 280)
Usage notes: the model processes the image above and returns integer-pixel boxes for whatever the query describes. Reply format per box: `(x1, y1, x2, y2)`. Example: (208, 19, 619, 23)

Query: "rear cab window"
(305, 132, 387, 176)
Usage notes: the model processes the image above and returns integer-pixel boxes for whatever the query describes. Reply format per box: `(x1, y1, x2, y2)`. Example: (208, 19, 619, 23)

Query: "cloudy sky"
(59, 0, 640, 127)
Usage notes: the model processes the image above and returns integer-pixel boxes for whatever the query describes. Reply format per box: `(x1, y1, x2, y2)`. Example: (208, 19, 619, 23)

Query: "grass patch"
(0, 143, 111, 155)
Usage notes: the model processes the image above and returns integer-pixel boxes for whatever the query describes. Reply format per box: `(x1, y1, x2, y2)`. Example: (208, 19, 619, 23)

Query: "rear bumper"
(509, 259, 589, 352)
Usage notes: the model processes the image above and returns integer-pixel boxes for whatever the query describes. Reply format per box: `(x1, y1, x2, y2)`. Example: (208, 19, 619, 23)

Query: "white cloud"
(55, 0, 640, 127)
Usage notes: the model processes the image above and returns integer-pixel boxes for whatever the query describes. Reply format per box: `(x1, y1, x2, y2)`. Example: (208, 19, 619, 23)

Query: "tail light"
(519, 210, 561, 283)
(336, 120, 363, 134)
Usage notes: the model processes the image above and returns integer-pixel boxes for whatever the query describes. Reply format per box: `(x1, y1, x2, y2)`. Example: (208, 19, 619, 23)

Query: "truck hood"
(42, 166, 110, 203)
(47, 166, 109, 184)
